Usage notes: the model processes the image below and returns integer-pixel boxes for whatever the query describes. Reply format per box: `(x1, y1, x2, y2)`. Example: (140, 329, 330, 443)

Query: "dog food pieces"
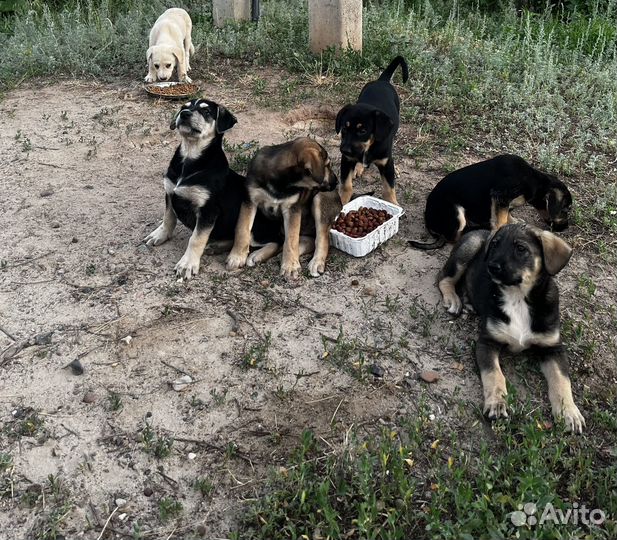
(333, 207, 392, 238)
(146, 83, 198, 96)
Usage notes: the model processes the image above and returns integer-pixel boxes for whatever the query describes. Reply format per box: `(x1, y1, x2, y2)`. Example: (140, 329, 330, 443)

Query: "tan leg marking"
(145, 202, 177, 246)
(339, 168, 354, 205)
(438, 275, 463, 315)
(175, 224, 214, 279)
(480, 355, 508, 419)
(381, 176, 398, 205)
(540, 359, 585, 433)
(247, 242, 281, 266)
(226, 203, 258, 270)
(490, 198, 509, 230)
(281, 207, 302, 278)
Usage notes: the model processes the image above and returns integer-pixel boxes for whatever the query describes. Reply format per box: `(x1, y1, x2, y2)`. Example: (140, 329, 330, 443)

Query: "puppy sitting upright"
(145, 99, 279, 279)
(226, 137, 341, 279)
(438, 224, 584, 433)
(145, 8, 194, 83)
(336, 56, 408, 205)
(409, 154, 573, 250)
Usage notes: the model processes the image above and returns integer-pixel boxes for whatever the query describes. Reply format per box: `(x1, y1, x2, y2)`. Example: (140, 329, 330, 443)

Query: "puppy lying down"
(146, 8, 194, 83)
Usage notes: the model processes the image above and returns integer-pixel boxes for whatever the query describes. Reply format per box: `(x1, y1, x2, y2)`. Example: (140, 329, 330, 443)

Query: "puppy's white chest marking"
(249, 186, 300, 216)
(487, 287, 559, 352)
(164, 176, 210, 208)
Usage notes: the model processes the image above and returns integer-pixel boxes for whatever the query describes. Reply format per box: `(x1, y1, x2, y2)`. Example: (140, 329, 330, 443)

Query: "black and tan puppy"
(409, 154, 573, 250)
(336, 56, 408, 205)
(145, 98, 280, 279)
(438, 223, 584, 433)
(225, 137, 341, 278)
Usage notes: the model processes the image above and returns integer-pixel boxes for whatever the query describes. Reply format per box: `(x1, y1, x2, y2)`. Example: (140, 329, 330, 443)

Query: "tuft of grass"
(158, 496, 183, 523)
(140, 423, 173, 459)
(240, 333, 271, 369)
(193, 477, 214, 498)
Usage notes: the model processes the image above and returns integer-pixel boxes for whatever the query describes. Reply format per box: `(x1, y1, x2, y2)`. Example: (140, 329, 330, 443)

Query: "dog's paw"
(556, 403, 585, 434)
(443, 293, 462, 316)
(246, 251, 263, 267)
(145, 74, 155, 83)
(226, 251, 248, 271)
(175, 254, 200, 279)
(144, 225, 171, 246)
(483, 397, 508, 420)
(307, 257, 325, 277)
(280, 260, 301, 280)
(180, 74, 193, 83)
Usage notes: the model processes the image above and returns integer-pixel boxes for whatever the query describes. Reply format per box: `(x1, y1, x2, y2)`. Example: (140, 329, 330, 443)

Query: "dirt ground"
(1, 67, 616, 539)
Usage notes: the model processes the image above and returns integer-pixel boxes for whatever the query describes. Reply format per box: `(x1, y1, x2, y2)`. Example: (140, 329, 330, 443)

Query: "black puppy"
(144, 99, 280, 279)
(438, 224, 584, 433)
(336, 56, 408, 205)
(409, 154, 573, 250)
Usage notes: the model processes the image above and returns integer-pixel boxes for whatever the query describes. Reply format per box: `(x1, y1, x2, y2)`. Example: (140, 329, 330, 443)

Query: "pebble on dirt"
(82, 391, 96, 404)
(419, 370, 440, 383)
(370, 363, 385, 377)
(69, 358, 84, 375)
(171, 375, 193, 391)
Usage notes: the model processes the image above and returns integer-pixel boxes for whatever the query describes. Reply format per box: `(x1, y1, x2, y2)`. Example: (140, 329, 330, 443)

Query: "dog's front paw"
(180, 74, 193, 83)
(226, 251, 248, 271)
(280, 259, 301, 279)
(144, 225, 171, 246)
(175, 254, 200, 279)
(145, 74, 155, 83)
(443, 292, 462, 316)
(556, 403, 585, 434)
(483, 396, 508, 420)
(307, 257, 325, 277)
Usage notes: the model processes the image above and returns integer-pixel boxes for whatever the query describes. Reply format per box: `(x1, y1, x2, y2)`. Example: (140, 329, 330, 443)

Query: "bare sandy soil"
(1, 68, 615, 539)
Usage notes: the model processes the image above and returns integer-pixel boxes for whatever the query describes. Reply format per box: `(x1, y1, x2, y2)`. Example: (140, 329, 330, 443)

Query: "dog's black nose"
(179, 109, 192, 118)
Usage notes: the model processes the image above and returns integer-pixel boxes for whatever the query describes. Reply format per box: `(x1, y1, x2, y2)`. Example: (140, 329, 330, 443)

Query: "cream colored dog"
(145, 8, 194, 83)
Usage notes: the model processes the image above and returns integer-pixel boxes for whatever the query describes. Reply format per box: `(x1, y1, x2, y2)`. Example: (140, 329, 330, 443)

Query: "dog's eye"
(166, 64, 171, 69)
(357, 128, 367, 135)
(515, 243, 527, 255)
(154, 64, 159, 69)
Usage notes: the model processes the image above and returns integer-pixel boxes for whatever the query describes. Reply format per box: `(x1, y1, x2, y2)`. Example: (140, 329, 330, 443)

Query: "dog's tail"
(378, 56, 409, 83)
(408, 236, 446, 250)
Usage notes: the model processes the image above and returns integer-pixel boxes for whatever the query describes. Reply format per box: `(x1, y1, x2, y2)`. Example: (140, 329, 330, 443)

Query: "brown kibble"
(146, 83, 198, 96)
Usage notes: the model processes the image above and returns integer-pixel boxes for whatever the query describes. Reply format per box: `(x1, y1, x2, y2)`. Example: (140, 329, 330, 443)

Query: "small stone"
(452, 362, 464, 372)
(69, 358, 84, 375)
(228, 331, 237, 337)
(34, 331, 53, 346)
(369, 363, 385, 377)
(187, 452, 197, 460)
(196, 525, 206, 537)
(260, 280, 270, 288)
(108, 248, 115, 255)
(82, 392, 96, 404)
(351, 279, 360, 286)
(115, 498, 127, 507)
(419, 370, 440, 384)
(362, 286, 376, 296)
(118, 513, 127, 521)
(40, 188, 54, 197)
(51, 222, 60, 229)
(143, 487, 153, 497)
(172, 375, 193, 391)
(71, 237, 78, 243)
(120, 336, 132, 346)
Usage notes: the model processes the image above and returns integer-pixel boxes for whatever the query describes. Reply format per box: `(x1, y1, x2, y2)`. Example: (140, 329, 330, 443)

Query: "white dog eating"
(145, 8, 194, 83)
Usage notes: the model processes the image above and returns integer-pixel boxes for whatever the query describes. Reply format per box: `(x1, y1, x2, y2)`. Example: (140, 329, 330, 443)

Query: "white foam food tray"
(329, 195, 405, 257)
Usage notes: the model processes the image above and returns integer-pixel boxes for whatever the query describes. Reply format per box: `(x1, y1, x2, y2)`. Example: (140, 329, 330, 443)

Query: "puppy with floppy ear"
(437, 224, 584, 433)
(145, 8, 195, 83)
(226, 137, 341, 279)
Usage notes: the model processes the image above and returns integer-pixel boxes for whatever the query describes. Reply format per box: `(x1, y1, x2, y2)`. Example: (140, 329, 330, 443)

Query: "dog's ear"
(299, 145, 325, 183)
(538, 230, 572, 275)
(335, 105, 351, 134)
(373, 110, 394, 140)
(169, 111, 178, 130)
(146, 46, 154, 63)
(215, 105, 237, 134)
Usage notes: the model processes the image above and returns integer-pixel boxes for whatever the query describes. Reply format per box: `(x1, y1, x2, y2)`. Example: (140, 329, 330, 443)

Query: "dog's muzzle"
(549, 219, 568, 232)
(320, 171, 339, 192)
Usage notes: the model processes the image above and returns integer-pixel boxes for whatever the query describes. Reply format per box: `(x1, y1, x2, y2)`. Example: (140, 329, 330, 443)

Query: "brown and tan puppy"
(226, 137, 341, 278)
(438, 224, 584, 433)
(145, 8, 194, 83)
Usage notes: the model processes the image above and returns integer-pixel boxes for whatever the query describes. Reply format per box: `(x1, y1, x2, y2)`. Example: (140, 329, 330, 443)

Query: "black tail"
(408, 236, 446, 250)
(378, 56, 409, 83)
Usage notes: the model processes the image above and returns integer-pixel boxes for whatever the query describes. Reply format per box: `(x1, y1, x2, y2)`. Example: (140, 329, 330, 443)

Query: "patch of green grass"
(158, 496, 183, 523)
(0, 453, 12, 471)
(140, 423, 173, 459)
(237, 396, 617, 539)
(107, 392, 123, 412)
(240, 333, 271, 369)
(6, 409, 45, 439)
(193, 476, 214, 498)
